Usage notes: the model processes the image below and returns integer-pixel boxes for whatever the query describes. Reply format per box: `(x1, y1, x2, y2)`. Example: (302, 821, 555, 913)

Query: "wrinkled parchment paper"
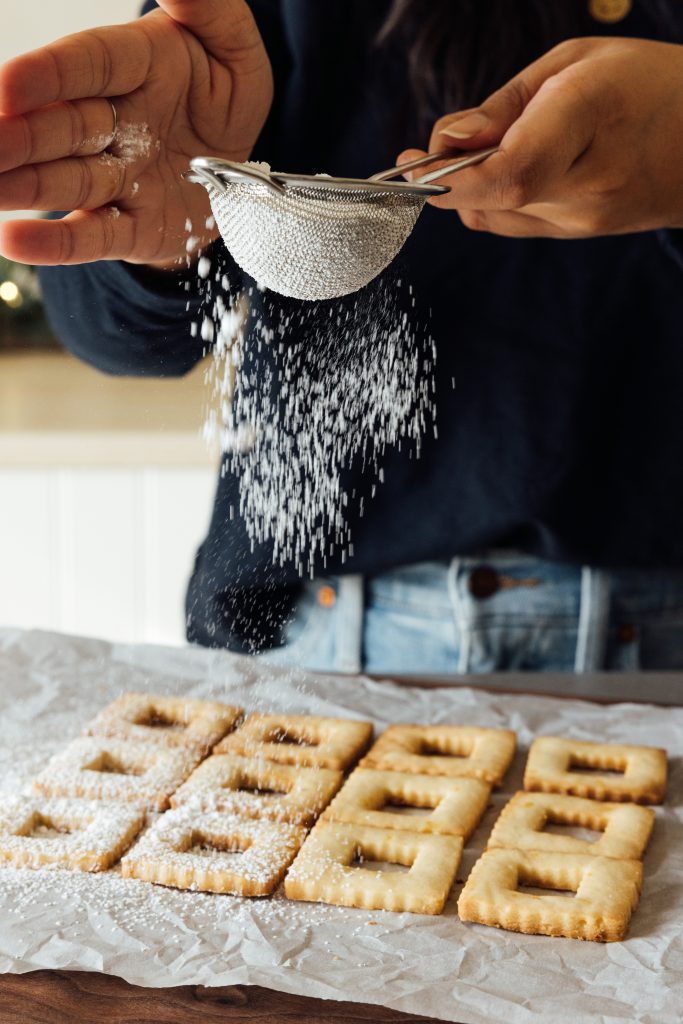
(0, 628, 681, 1024)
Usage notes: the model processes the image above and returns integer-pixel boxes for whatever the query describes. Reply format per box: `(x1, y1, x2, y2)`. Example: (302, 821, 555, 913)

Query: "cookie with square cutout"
(214, 713, 373, 771)
(33, 736, 201, 811)
(322, 768, 490, 839)
(360, 724, 515, 786)
(121, 806, 306, 896)
(524, 736, 667, 804)
(285, 820, 462, 915)
(487, 791, 655, 860)
(457, 847, 642, 941)
(170, 753, 343, 827)
(85, 693, 242, 754)
(0, 796, 144, 872)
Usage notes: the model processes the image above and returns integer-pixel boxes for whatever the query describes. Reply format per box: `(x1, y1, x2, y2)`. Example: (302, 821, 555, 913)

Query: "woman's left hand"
(399, 37, 683, 238)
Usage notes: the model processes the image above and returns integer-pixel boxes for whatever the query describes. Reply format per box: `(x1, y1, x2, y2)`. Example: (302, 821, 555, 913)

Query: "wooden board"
(0, 970, 444, 1024)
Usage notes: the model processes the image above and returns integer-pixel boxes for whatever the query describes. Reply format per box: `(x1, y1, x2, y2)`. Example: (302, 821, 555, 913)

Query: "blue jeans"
(262, 555, 683, 674)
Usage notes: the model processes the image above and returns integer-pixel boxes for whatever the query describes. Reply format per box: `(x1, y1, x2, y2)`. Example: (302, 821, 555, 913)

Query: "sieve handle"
(414, 147, 498, 184)
(370, 147, 497, 184)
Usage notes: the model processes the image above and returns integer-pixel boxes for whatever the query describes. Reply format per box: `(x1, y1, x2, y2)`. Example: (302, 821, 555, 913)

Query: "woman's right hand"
(0, 0, 273, 267)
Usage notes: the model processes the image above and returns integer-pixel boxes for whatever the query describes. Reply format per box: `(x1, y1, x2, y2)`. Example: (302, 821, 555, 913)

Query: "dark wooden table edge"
(0, 969, 450, 1024)
(368, 670, 683, 706)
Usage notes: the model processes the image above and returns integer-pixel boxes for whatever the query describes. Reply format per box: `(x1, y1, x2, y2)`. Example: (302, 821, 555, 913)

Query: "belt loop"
(335, 575, 364, 674)
(574, 567, 612, 673)
(447, 558, 471, 673)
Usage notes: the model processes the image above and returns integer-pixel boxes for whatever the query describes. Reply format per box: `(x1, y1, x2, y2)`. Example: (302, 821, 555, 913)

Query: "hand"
(399, 37, 683, 238)
(0, 0, 272, 266)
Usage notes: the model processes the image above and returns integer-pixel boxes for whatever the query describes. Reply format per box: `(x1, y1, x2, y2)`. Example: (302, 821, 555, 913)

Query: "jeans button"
(617, 623, 637, 645)
(468, 565, 500, 600)
(317, 585, 336, 609)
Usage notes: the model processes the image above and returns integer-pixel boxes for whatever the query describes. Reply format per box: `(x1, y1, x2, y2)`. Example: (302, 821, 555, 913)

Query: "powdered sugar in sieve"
(187, 150, 496, 301)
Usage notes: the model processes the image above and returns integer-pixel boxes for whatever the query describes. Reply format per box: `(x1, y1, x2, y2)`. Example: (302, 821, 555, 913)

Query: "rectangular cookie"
(171, 753, 343, 827)
(214, 713, 373, 771)
(487, 791, 655, 860)
(285, 820, 463, 915)
(0, 796, 144, 872)
(33, 736, 202, 811)
(524, 736, 667, 804)
(85, 693, 242, 754)
(457, 848, 642, 942)
(322, 768, 490, 839)
(360, 724, 516, 786)
(121, 807, 306, 896)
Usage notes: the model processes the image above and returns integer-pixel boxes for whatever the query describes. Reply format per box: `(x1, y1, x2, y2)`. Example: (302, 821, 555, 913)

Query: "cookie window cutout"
(33, 736, 202, 811)
(85, 693, 242, 754)
(487, 791, 655, 860)
(524, 737, 667, 804)
(323, 768, 490, 839)
(0, 797, 144, 872)
(215, 713, 373, 770)
(171, 753, 343, 826)
(360, 725, 516, 785)
(285, 821, 463, 915)
(458, 847, 642, 941)
(121, 807, 306, 896)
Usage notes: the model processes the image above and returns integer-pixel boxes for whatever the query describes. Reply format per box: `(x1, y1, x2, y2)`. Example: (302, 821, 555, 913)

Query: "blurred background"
(0, 2, 217, 645)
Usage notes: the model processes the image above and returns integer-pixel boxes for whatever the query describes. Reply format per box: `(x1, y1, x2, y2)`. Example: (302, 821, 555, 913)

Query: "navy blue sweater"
(38, 2, 683, 650)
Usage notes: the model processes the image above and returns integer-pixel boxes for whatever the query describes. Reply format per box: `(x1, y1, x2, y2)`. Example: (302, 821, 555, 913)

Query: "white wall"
(4, 1, 143, 64)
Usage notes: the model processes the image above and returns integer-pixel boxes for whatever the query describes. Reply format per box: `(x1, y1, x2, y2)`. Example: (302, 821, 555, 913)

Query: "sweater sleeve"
(37, 256, 213, 378)
(36, 0, 289, 379)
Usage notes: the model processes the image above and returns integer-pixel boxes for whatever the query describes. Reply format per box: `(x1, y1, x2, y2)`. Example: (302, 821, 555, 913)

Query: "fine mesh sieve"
(187, 148, 497, 301)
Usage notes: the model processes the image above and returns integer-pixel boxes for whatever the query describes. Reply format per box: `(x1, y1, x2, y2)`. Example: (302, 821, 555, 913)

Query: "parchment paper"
(0, 627, 681, 1024)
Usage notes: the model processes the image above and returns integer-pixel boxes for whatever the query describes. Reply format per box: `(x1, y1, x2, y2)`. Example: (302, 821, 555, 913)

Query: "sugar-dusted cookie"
(524, 736, 667, 804)
(360, 725, 516, 786)
(85, 693, 242, 754)
(322, 768, 490, 839)
(171, 753, 343, 827)
(33, 736, 202, 811)
(487, 791, 655, 860)
(0, 796, 144, 872)
(121, 807, 306, 896)
(214, 713, 373, 771)
(285, 820, 462, 915)
(458, 847, 642, 942)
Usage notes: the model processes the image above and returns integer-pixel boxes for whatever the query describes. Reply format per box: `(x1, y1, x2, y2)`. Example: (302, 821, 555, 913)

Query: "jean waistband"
(331, 557, 683, 675)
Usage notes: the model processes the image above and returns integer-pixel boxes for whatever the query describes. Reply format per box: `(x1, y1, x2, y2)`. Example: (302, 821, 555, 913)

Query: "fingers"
(0, 24, 152, 116)
(156, 0, 263, 66)
(0, 99, 116, 174)
(435, 38, 592, 147)
(0, 154, 130, 213)
(0, 208, 137, 265)
(425, 67, 600, 213)
(456, 207, 575, 239)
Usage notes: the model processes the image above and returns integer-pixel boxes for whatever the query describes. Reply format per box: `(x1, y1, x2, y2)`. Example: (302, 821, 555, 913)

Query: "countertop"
(0, 350, 215, 466)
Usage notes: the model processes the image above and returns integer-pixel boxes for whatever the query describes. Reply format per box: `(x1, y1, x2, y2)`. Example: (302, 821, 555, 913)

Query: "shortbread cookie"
(86, 693, 242, 754)
(524, 737, 667, 804)
(171, 753, 343, 826)
(121, 807, 306, 896)
(0, 797, 144, 872)
(322, 768, 490, 839)
(360, 725, 516, 786)
(285, 821, 463, 915)
(487, 791, 655, 860)
(457, 848, 642, 942)
(33, 737, 202, 811)
(215, 713, 373, 770)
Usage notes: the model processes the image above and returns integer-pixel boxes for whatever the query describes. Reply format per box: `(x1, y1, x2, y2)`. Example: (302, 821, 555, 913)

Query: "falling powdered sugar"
(196, 260, 436, 574)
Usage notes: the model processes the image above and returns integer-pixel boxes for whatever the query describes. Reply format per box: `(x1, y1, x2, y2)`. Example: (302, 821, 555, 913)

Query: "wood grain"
(0, 971, 446, 1024)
